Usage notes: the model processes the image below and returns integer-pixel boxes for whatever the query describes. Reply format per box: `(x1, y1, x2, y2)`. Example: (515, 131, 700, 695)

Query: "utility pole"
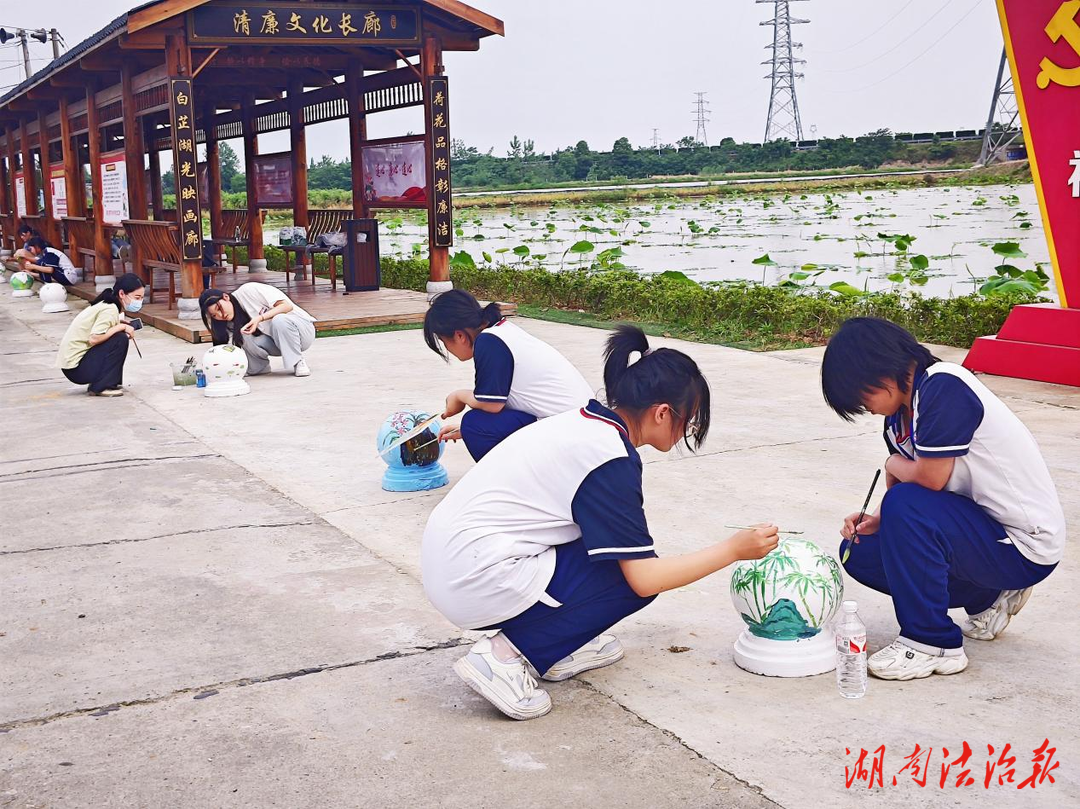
(977, 48, 1023, 166)
(49, 28, 61, 60)
(759, 0, 809, 143)
(692, 92, 710, 147)
(18, 29, 31, 80)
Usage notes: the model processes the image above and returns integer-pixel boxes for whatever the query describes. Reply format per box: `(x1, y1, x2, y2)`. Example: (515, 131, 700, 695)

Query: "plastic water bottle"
(835, 600, 867, 699)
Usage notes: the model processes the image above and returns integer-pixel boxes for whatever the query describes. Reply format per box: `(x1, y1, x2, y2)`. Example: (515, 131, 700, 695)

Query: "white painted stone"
(39, 283, 70, 313)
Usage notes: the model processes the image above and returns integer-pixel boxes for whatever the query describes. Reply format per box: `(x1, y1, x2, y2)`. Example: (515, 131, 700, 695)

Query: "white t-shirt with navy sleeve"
(471, 319, 594, 417)
(422, 400, 656, 629)
(886, 362, 1065, 566)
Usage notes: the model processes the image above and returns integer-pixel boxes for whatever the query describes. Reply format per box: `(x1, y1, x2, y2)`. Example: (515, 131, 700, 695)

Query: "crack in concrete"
(0, 377, 59, 387)
(0, 638, 469, 732)
(642, 429, 879, 466)
(0, 453, 220, 482)
(575, 678, 786, 808)
(0, 520, 317, 556)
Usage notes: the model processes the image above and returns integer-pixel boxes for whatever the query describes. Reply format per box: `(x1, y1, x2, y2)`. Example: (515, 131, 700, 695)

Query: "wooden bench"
(208, 209, 267, 272)
(62, 217, 108, 281)
(280, 208, 349, 290)
(123, 219, 218, 310)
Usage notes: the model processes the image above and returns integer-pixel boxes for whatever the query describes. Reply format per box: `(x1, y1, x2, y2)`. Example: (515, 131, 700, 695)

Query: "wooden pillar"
(241, 93, 264, 268)
(288, 78, 309, 277)
(204, 99, 224, 240)
(166, 32, 203, 309)
(121, 62, 147, 221)
(422, 35, 449, 289)
(59, 96, 80, 224)
(37, 112, 58, 247)
(85, 85, 113, 282)
(5, 128, 18, 230)
(19, 119, 38, 218)
(347, 62, 367, 220)
(0, 132, 9, 252)
(147, 122, 164, 219)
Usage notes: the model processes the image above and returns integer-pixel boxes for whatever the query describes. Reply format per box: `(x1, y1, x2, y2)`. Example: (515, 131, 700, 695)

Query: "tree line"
(167, 130, 974, 197)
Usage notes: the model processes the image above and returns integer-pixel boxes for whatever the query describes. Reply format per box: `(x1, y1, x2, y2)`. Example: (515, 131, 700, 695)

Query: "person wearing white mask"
(55, 273, 145, 397)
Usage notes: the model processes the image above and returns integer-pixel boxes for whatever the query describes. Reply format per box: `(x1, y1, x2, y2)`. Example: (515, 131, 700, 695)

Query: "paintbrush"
(130, 333, 142, 359)
(841, 468, 881, 564)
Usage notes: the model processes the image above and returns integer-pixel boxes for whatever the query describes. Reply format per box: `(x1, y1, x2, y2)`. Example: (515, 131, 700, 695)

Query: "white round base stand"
(94, 274, 117, 292)
(248, 258, 267, 271)
(11, 288, 34, 298)
(202, 379, 251, 398)
(732, 629, 836, 678)
(426, 279, 453, 301)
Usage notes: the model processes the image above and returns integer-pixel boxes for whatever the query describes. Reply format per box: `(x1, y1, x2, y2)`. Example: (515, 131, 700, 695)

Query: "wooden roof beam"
(79, 54, 122, 74)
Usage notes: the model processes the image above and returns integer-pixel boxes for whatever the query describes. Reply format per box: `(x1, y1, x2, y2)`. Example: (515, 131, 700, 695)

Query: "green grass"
(317, 322, 423, 338)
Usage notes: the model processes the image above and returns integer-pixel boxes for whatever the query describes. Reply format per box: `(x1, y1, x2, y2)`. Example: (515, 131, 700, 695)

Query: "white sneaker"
(293, 359, 311, 377)
(962, 587, 1033, 641)
(453, 636, 552, 721)
(868, 640, 968, 681)
(542, 635, 624, 682)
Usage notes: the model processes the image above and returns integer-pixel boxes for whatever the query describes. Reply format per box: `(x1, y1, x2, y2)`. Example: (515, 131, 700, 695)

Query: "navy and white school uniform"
(843, 362, 1064, 653)
(461, 318, 593, 460)
(32, 247, 74, 286)
(423, 399, 656, 674)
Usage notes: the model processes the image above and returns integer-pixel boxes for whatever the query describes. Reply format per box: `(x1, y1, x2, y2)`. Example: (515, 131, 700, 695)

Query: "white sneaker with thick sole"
(293, 359, 311, 377)
(868, 640, 968, 681)
(961, 587, 1033, 641)
(453, 636, 551, 721)
(542, 635, 624, 682)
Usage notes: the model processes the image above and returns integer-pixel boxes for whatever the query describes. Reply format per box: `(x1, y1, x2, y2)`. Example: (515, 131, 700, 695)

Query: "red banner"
(253, 152, 293, 206)
(998, 0, 1080, 307)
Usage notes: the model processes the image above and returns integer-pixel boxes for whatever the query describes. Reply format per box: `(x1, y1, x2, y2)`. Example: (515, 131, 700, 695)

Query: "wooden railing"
(124, 219, 183, 308)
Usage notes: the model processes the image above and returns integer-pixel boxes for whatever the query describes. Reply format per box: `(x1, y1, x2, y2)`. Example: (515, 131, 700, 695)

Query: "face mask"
(124, 296, 144, 313)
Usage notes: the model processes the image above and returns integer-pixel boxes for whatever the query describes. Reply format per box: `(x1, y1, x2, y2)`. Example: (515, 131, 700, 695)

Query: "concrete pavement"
(2, 289, 1076, 808)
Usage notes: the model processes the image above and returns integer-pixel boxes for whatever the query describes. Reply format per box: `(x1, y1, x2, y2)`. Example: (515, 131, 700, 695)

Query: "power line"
(844, 0, 983, 92)
(823, 0, 961, 73)
(819, 0, 918, 55)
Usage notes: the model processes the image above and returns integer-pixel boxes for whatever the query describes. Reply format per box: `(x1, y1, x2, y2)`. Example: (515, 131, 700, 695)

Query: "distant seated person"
(23, 236, 74, 286)
(13, 222, 44, 264)
(199, 283, 316, 378)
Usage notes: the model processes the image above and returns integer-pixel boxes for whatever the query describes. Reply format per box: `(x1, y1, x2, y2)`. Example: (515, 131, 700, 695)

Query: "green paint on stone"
(743, 598, 818, 640)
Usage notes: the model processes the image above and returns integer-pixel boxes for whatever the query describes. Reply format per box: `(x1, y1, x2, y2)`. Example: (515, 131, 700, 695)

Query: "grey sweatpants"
(243, 312, 316, 375)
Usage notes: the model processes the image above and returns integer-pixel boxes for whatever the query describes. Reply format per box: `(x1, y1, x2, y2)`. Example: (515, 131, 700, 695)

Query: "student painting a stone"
(55, 273, 145, 397)
(199, 283, 316, 378)
(822, 317, 1065, 681)
(22, 236, 74, 287)
(422, 325, 780, 720)
(12, 222, 44, 265)
(423, 289, 594, 461)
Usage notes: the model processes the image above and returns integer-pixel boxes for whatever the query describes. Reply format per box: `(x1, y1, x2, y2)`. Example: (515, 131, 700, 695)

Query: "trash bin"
(342, 218, 380, 292)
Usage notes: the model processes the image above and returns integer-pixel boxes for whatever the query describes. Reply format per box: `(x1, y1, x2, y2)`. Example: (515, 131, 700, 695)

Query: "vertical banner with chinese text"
(426, 76, 452, 248)
(100, 152, 129, 226)
(997, 0, 1080, 307)
(170, 78, 203, 261)
(14, 173, 26, 218)
(50, 167, 68, 219)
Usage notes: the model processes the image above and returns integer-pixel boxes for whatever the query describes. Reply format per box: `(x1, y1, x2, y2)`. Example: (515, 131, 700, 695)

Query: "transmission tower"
(651, 128, 661, 154)
(759, 0, 808, 143)
(692, 92, 710, 147)
(977, 48, 1023, 166)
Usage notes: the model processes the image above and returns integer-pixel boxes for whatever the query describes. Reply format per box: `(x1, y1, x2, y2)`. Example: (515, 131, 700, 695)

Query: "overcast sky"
(2, 0, 1004, 159)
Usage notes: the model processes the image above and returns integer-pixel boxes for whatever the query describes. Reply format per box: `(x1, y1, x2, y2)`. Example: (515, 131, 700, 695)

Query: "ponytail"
(602, 325, 711, 451)
(423, 289, 502, 360)
(91, 272, 144, 311)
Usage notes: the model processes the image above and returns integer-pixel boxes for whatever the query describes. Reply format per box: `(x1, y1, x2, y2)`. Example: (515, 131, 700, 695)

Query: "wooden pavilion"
(0, 0, 503, 341)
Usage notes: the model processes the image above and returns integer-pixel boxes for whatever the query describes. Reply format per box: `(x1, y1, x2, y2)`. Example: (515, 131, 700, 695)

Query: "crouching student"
(423, 289, 594, 461)
(55, 273, 144, 397)
(23, 236, 74, 286)
(12, 222, 41, 264)
(422, 325, 779, 720)
(821, 317, 1064, 681)
(199, 283, 316, 377)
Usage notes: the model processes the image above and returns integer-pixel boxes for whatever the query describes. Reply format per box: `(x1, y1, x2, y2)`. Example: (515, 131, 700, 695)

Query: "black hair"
(91, 273, 145, 311)
(423, 289, 502, 360)
(26, 235, 49, 251)
(18, 221, 35, 236)
(199, 287, 252, 348)
(821, 317, 941, 422)
(603, 325, 711, 451)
